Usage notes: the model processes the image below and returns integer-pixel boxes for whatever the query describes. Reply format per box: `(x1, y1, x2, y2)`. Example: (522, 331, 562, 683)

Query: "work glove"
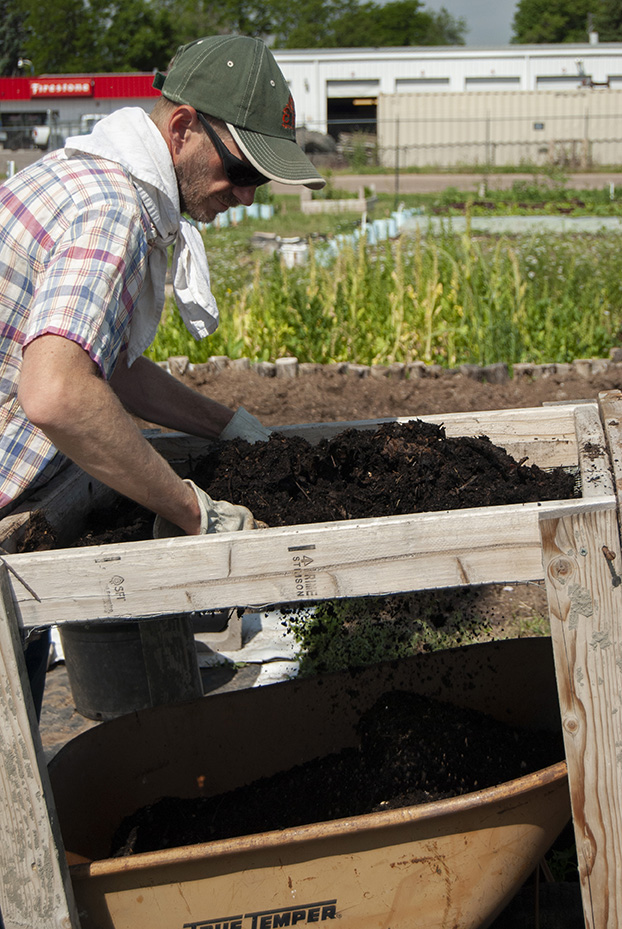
(153, 479, 262, 538)
(220, 407, 272, 443)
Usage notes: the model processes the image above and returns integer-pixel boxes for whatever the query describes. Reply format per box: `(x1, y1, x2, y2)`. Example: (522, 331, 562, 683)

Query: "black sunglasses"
(196, 112, 270, 188)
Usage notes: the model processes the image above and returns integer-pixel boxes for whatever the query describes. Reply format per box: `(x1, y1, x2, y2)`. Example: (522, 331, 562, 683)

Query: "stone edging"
(161, 348, 622, 382)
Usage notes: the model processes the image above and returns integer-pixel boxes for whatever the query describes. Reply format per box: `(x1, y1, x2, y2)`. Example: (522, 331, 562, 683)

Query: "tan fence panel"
(378, 88, 622, 168)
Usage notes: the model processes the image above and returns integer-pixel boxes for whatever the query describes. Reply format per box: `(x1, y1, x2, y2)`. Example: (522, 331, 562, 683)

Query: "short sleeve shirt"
(0, 151, 152, 507)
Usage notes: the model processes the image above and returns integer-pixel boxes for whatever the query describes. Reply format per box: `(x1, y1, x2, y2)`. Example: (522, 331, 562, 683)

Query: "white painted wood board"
(0, 567, 79, 929)
(2, 496, 615, 629)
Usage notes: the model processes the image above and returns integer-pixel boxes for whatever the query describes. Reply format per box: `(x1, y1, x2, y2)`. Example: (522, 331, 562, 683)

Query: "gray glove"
(153, 479, 260, 538)
(220, 407, 272, 443)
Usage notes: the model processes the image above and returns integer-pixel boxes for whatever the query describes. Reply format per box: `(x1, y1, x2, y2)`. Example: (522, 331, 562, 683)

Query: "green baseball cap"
(153, 35, 325, 190)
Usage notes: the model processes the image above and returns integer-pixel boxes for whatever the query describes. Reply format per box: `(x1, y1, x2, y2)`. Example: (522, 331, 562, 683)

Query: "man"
(0, 34, 325, 714)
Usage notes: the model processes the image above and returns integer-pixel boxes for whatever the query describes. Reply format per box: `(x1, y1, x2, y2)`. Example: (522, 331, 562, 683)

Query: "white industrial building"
(272, 41, 622, 166)
(274, 41, 622, 134)
(3, 41, 622, 166)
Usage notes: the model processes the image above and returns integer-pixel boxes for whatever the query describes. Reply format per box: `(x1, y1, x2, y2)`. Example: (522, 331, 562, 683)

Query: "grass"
(282, 587, 550, 678)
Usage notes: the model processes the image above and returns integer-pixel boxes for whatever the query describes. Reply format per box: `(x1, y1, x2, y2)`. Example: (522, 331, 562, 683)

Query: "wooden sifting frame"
(1, 393, 622, 928)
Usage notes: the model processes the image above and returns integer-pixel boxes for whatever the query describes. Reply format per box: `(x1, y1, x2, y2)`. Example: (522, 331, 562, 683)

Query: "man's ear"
(167, 105, 198, 158)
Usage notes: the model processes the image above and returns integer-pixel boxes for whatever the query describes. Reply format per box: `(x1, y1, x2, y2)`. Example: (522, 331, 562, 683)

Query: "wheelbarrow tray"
(49, 636, 570, 929)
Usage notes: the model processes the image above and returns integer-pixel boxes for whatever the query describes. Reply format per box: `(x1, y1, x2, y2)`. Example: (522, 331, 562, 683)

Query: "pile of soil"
(70, 419, 576, 546)
(110, 688, 564, 857)
(188, 419, 576, 528)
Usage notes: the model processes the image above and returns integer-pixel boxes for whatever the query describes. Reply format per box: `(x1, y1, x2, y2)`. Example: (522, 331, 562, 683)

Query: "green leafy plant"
(145, 214, 622, 369)
(283, 595, 495, 678)
(547, 842, 580, 882)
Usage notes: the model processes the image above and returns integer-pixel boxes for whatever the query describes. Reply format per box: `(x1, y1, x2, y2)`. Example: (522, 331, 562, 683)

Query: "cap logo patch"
(282, 95, 295, 130)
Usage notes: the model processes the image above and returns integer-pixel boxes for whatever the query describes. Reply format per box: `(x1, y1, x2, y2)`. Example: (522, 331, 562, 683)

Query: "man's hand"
(154, 479, 265, 537)
(220, 407, 272, 443)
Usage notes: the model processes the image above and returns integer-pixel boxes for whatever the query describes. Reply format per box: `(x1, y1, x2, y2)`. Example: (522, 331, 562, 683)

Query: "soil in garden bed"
(67, 418, 576, 547)
(110, 687, 564, 857)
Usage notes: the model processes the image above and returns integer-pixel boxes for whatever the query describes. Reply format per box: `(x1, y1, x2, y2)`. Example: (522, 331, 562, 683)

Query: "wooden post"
(0, 565, 80, 929)
(540, 503, 622, 928)
(598, 389, 622, 516)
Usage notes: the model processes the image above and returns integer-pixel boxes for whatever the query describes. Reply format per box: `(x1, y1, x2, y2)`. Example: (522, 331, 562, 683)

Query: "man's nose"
(232, 185, 257, 207)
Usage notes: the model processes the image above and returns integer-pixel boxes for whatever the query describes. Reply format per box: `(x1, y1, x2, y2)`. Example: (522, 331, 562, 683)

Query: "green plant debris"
(282, 595, 491, 677)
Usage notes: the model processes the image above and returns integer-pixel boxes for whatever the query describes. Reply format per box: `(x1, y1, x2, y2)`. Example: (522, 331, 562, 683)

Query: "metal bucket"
(49, 637, 570, 929)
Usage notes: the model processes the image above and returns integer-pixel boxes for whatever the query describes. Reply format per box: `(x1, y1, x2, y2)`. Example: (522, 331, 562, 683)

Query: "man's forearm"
(19, 336, 203, 532)
(41, 381, 203, 532)
(111, 354, 234, 438)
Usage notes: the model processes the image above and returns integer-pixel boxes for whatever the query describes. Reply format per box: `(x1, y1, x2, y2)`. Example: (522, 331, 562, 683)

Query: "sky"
(423, 0, 519, 46)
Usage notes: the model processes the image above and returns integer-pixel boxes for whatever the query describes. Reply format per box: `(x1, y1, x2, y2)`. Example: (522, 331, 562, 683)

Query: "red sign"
(30, 79, 93, 97)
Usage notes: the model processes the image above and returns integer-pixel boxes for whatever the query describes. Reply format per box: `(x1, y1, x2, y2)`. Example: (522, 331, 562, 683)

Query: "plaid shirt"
(0, 150, 152, 508)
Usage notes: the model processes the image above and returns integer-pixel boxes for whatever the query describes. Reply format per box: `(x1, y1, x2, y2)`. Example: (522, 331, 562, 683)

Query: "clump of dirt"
(110, 688, 564, 857)
(13, 510, 58, 553)
(69, 501, 153, 548)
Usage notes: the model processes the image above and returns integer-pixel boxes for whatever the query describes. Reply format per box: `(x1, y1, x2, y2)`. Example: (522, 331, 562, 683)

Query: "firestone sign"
(30, 79, 93, 97)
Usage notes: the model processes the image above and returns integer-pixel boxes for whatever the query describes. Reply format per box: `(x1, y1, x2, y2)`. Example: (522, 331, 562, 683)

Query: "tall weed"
(145, 228, 622, 367)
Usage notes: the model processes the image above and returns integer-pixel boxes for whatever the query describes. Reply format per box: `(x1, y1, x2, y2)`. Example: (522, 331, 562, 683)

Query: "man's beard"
(175, 145, 239, 224)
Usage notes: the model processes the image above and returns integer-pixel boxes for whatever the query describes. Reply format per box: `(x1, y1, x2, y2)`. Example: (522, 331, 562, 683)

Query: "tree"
(594, 0, 622, 41)
(0, 0, 28, 75)
(511, 0, 592, 43)
(165, 0, 293, 47)
(19, 0, 99, 73)
(168, 0, 466, 50)
(274, 0, 465, 47)
(16, 0, 176, 73)
(11, 0, 466, 74)
(91, 0, 175, 72)
(330, 0, 465, 46)
(424, 6, 466, 45)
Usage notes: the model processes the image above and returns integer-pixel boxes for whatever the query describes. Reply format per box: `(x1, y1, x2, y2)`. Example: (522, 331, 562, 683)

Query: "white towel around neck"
(64, 107, 219, 365)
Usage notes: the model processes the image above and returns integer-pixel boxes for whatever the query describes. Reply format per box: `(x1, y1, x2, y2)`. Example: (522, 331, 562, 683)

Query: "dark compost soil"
(110, 687, 564, 857)
(68, 418, 577, 547)
(187, 419, 576, 527)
